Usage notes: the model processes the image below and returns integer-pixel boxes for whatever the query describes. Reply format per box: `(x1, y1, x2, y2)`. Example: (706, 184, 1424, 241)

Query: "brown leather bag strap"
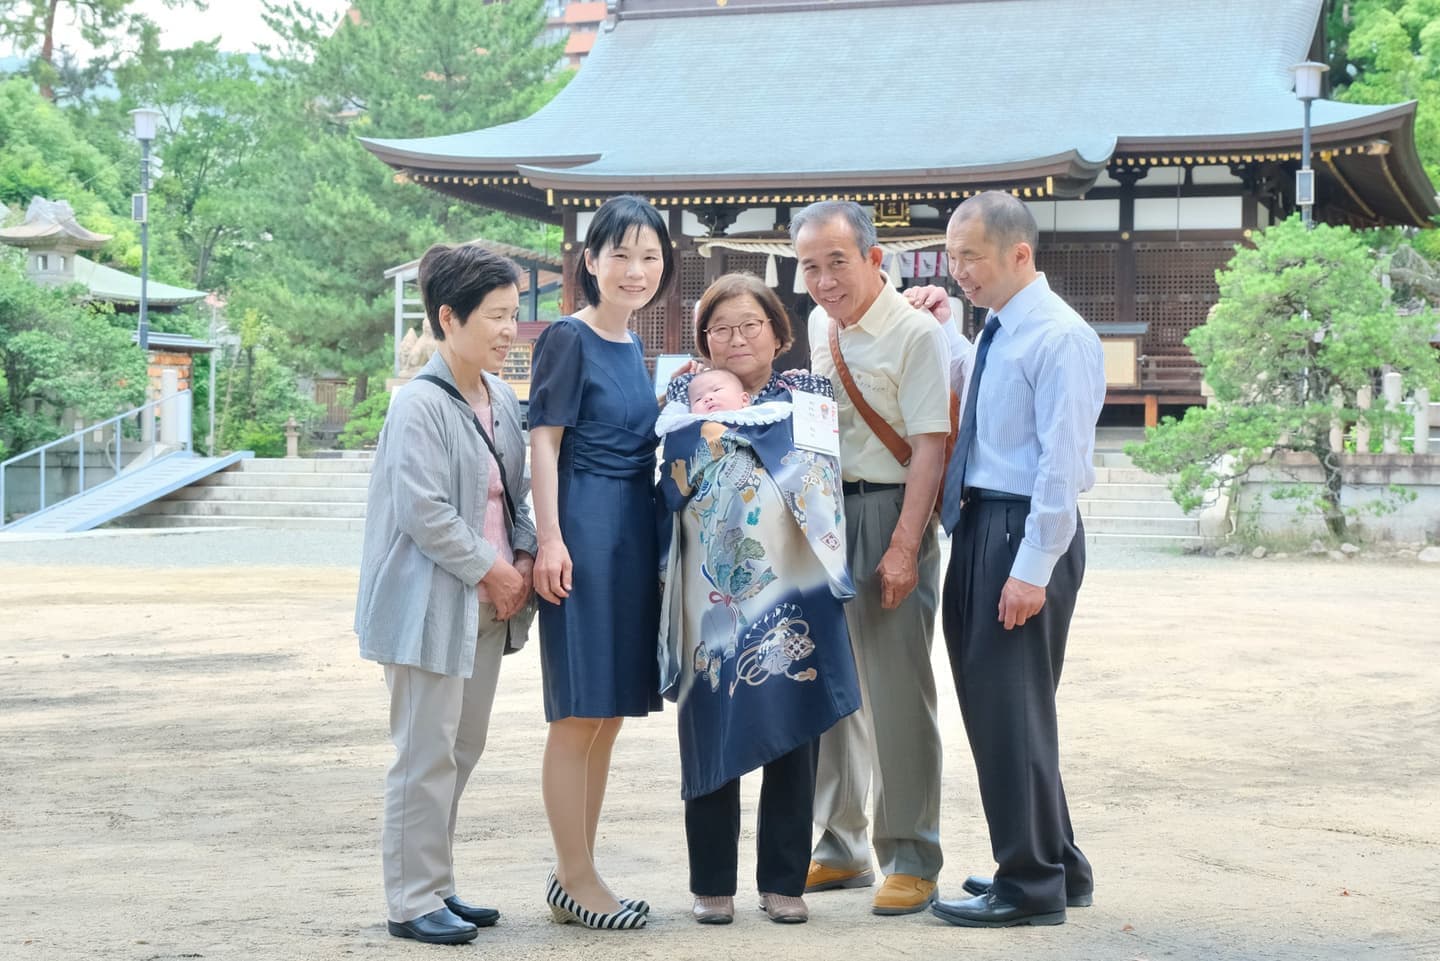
(827, 319, 912, 467)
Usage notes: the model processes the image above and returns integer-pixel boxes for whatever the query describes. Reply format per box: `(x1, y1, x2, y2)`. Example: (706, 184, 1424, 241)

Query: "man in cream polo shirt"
(793, 200, 952, 916)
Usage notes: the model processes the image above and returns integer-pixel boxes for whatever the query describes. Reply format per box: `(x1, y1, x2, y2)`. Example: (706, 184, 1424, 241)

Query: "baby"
(687, 368, 751, 414)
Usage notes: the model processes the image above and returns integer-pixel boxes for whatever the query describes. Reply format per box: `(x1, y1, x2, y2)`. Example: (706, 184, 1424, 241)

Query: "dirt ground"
(2, 549, 1438, 961)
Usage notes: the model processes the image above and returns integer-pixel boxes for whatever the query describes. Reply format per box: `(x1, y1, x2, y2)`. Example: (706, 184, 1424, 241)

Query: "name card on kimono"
(791, 390, 841, 457)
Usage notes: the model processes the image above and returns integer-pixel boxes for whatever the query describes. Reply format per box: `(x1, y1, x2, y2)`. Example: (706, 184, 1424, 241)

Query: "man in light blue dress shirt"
(912, 191, 1106, 928)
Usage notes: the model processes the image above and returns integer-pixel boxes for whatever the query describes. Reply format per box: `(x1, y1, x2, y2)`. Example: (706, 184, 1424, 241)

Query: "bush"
(230, 420, 287, 458)
(337, 389, 391, 450)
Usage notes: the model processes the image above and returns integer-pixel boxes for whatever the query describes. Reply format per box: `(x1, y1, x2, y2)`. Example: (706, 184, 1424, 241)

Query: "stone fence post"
(1382, 371, 1403, 454)
(1355, 385, 1372, 453)
(1415, 387, 1432, 455)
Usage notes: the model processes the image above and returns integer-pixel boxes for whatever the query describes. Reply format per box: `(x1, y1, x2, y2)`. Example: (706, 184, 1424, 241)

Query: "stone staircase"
(114, 440, 1206, 550)
(114, 453, 373, 531)
(1081, 442, 1205, 550)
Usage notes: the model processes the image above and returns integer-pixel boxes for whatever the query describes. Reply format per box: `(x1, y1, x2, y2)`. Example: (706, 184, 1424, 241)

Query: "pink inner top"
(469, 402, 513, 603)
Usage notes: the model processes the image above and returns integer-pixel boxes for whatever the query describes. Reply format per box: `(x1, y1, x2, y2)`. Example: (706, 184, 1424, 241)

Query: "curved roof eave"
(358, 136, 599, 173)
(513, 148, 1113, 193)
(1115, 102, 1419, 154)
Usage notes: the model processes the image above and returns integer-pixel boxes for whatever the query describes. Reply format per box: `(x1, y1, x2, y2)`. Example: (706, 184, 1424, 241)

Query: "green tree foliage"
(1128, 216, 1440, 537)
(0, 77, 135, 253)
(236, 0, 566, 391)
(0, 248, 143, 457)
(0, 0, 200, 101)
(104, 31, 271, 290)
(1328, 0, 1440, 251)
(1, 0, 570, 458)
(215, 307, 320, 457)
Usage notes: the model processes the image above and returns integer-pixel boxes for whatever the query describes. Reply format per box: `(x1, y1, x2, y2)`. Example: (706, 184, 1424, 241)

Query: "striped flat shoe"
(544, 870, 647, 930)
(620, 898, 650, 916)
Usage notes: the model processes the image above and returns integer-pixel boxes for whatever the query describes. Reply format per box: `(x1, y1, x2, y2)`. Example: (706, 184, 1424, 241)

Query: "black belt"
(842, 480, 902, 496)
(965, 486, 1031, 504)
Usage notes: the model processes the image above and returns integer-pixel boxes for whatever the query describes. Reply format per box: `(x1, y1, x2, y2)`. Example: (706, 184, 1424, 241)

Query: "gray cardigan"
(355, 352, 537, 676)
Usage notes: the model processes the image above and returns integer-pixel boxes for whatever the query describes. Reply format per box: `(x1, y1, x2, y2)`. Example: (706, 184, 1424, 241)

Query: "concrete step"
(165, 485, 369, 503)
(1081, 514, 1201, 536)
(137, 499, 367, 519)
(236, 458, 375, 474)
(196, 470, 370, 489)
(1085, 531, 1207, 549)
(1092, 466, 1173, 485)
(1081, 482, 1176, 501)
(1079, 497, 1192, 519)
(122, 514, 365, 531)
(1092, 450, 1138, 468)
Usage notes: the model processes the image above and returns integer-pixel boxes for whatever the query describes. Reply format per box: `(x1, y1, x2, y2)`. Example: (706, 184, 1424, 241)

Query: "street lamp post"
(129, 108, 162, 350)
(1292, 61, 1329, 229)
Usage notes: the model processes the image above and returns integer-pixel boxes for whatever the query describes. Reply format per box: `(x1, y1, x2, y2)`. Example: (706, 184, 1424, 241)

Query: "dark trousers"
(942, 498, 1093, 912)
(684, 740, 818, 897)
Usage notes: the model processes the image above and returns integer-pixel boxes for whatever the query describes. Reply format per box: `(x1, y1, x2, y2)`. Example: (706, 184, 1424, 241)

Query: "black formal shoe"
(961, 875, 1093, 908)
(387, 906, 479, 944)
(443, 895, 500, 927)
(931, 892, 1066, 928)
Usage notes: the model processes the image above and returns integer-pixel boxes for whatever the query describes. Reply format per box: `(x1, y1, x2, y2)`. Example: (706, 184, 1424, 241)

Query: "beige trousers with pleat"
(382, 614, 507, 922)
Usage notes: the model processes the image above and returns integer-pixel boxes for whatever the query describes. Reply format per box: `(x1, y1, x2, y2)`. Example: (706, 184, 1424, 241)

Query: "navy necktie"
(940, 314, 1002, 534)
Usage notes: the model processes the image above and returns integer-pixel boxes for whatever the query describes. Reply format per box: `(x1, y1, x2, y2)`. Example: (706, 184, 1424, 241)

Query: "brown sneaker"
(872, 874, 937, 915)
(759, 892, 809, 924)
(691, 895, 734, 925)
(804, 860, 875, 893)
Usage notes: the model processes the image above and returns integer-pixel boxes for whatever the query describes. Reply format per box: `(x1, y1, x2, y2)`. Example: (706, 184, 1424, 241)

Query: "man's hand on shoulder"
(903, 285, 951, 324)
(998, 576, 1046, 630)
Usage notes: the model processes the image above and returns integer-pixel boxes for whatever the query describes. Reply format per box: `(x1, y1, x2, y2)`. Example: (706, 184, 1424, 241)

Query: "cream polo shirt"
(808, 279, 952, 484)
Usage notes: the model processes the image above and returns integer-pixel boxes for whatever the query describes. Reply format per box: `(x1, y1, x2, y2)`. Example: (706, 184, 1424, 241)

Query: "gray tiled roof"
(73, 256, 207, 307)
(362, 0, 1409, 192)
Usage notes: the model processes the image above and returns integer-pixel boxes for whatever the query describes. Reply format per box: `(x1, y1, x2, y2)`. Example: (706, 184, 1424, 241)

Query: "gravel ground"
(2, 541, 1436, 961)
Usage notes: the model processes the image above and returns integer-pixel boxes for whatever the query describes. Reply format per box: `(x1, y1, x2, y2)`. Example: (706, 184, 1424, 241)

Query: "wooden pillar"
(561, 208, 579, 315)
(665, 208, 683, 354)
(1115, 170, 1140, 329)
(1144, 393, 1159, 428)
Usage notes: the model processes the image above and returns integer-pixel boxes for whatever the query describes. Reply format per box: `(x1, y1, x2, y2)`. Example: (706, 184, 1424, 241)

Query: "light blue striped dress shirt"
(958, 273, 1106, 588)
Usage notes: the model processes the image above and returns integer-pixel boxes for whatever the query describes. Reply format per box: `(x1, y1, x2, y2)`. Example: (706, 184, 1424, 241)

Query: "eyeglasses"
(705, 319, 768, 342)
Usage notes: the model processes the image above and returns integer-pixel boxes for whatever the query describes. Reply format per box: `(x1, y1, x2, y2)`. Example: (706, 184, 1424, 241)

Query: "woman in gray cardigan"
(355, 244, 537, 945)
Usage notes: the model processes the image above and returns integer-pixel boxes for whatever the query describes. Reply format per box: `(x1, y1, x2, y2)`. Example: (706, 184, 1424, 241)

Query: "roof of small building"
(72, 255, 208, 307)
(361, 0, 1438, 225)
(383, 236, 564, 282)
(129, 331, 215, 352)
(562, 2, 607, 25)
(0, 198, 111, 249)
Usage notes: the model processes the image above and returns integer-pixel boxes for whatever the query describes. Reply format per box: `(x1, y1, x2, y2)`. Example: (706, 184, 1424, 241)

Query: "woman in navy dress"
(528, 195, 675, 930)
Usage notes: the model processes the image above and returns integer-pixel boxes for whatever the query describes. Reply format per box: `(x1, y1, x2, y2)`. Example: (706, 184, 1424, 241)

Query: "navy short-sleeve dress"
(528, 316, 663, 721)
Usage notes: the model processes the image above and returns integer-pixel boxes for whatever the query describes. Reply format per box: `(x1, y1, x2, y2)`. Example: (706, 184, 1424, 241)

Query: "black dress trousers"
(684, 740, 819, 898)
(942, 497, 1094, 912)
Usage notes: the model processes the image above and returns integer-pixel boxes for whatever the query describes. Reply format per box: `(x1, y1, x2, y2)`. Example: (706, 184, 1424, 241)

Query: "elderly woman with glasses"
(657, 273, 861, 926)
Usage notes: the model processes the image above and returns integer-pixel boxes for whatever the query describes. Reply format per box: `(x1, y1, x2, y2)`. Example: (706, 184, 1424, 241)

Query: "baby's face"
(689, 372, 751, 414)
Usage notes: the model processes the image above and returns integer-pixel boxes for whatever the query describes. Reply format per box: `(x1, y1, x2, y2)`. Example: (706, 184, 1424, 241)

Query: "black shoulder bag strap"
(414, 373, 517, 526)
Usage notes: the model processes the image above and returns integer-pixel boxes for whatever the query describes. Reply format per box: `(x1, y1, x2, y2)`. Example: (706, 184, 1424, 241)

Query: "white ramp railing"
(0, 389, 193, 529)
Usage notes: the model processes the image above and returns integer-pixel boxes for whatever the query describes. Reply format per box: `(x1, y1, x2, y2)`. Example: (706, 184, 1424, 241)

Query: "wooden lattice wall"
(1134, 241, 1233, 355)
(1038, 243, 1119, 326)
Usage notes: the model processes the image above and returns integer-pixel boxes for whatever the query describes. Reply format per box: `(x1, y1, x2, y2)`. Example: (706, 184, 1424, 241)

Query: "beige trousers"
(812, 487, 944, 881)
(382, 613, 507, 922)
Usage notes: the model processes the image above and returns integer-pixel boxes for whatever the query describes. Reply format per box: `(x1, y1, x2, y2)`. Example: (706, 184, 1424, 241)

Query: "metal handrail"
(0, 390, 193, 528)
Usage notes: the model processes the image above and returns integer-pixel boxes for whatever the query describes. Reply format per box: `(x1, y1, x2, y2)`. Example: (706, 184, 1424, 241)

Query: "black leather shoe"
(387, 907, 479, 944)
(443, 895, 500, 927)
(962, 875, 1093, 908)
(931, 892, 1066, 928)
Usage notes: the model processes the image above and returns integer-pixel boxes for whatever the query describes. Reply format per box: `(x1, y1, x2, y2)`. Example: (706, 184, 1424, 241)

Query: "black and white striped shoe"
(544, 869, 647, 930)
(620, 898, 650, 916)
